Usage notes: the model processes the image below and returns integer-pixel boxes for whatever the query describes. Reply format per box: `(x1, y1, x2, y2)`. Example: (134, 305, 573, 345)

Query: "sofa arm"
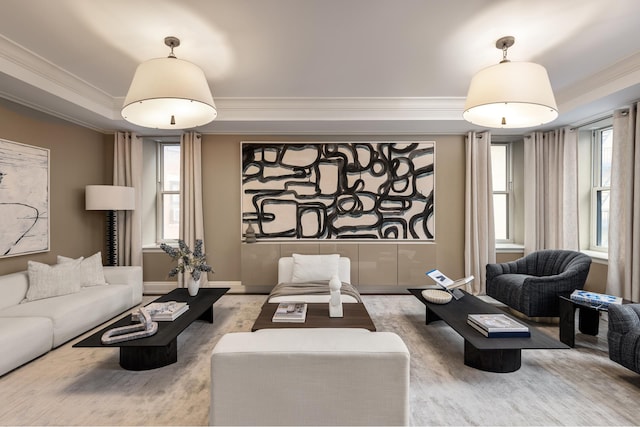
(608, 304, 640, 334)
(103, 266, 143, 306)
(210, 328, 410, 426)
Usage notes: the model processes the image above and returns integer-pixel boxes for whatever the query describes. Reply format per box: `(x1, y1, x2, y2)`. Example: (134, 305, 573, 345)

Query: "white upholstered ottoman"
(209, 328, 410, 426)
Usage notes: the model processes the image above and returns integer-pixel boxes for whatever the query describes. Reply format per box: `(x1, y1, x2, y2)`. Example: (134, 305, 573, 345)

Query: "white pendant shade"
(463, 61, 558, 129)
(121, 57, 217, 129)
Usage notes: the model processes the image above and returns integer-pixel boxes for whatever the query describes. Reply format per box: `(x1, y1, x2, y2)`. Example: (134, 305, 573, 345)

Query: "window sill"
(496, 243, 524, 254)
(581, 249, 608, 265)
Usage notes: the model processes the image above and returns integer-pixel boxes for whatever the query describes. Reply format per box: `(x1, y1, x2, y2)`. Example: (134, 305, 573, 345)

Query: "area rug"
(0, 294, 639, 426)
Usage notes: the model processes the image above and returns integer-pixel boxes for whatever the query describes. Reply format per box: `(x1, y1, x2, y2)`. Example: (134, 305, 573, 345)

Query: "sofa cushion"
(0, 316, 53, 376)
(2, 285, 134, 347)
(0, 271, 29, 310)
(57, 252, 107, 287)
(290, 253, 340, 283)
(25, 259, 83, 302)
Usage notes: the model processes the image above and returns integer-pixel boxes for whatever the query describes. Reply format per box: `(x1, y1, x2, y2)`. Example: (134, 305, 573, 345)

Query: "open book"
(426, 269, 474, 299)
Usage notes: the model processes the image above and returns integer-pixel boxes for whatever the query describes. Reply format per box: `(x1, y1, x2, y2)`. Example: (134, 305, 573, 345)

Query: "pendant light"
(122, 36, 217, 129)
(463, 36, 558, 129)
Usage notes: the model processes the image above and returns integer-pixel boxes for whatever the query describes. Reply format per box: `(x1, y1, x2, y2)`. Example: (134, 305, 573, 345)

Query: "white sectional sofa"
(210, 328, 410, 426)
(0, 265, 143, 376)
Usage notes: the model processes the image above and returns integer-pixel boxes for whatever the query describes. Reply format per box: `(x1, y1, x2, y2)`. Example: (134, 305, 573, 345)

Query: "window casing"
(591, 127, 612, 251)
(157, 143, 181, 242)
(491, 143, 514, 243)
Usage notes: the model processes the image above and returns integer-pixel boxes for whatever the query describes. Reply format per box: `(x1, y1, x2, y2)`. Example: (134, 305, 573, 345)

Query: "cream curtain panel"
(113, 132, 143, 266)
(523, 128, 579, 253)
(180, 131, 208, 286)
(465, 131, 495, 294)
(607, 104, 640, 301)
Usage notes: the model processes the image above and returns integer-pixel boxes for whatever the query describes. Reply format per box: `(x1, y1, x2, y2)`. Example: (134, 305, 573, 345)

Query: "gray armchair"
(608, 304, 640, 374)
(486, 250, 591, 317)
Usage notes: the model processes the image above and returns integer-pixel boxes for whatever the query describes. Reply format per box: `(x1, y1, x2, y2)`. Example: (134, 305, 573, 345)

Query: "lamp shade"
(85, 185, 135, 211)
(463, 61, 558, 128)
(121, 57, 217, 129)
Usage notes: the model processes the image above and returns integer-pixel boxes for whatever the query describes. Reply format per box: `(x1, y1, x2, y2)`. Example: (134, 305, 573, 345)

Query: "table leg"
(463, 340, 521, 373)
(558, 297, 576, 347)
(198, 305, 214, 323)
(578, 307, 600, 335)
(425, 306, 441, 324)
(119, 339, 178, 371)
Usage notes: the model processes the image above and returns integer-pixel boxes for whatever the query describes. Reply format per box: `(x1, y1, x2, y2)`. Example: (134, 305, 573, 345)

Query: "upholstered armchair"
(486, 250, 592, 317)
(608, 304, 640, 374)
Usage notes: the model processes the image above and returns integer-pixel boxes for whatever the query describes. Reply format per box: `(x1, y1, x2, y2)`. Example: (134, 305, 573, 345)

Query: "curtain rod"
(569, 115, 615, 131)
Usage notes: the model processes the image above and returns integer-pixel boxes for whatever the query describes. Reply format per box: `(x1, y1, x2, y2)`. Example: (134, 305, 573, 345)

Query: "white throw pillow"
(26, 259, 83, 302)
(57, 252, 107, 286)
(290, 253, 340, 283)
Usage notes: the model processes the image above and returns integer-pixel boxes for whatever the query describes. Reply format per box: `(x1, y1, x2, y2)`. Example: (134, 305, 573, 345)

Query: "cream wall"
(144, 134, 466, 289)
(0, 99, 609, 293)
(0, 100, 110, 275)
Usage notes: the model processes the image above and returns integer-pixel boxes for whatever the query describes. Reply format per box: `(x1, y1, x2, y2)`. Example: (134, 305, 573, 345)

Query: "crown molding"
(0, 34, 116, 118)
(556, 51, 640, 114)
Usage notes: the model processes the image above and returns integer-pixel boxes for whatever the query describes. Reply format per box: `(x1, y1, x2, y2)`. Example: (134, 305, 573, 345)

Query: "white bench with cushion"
(209, 328, 410, 426)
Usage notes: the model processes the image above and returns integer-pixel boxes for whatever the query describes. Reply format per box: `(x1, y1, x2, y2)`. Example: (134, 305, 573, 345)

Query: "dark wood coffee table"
(74, 287, 229, 371)
(408, 288, 568, 373)
(251, 302, 376, 332)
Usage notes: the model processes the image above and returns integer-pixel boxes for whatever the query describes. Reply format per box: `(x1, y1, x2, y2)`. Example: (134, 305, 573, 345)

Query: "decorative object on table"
(244, 221, 257, 243)
(160, 239, 213, 296)
(272, 302, 307, 323)
(121, 36, 216, 130)
(421, 289, 452, 304)
(570, 289, 623, 308)
(101, 307, 158, 344)
(0, 138, 50, 258)
(467, 313, 530, 338)
(329, 275, 343, 317)
(463, 36, 558, 129)
(132, 301, 189, 321)
(426, 269, 471, 300)
(85, 185, 135, 266)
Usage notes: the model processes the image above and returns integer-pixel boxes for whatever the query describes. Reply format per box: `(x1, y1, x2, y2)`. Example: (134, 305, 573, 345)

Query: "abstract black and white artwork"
(241, 141, 435, 240)
(0, 139, 50, 257)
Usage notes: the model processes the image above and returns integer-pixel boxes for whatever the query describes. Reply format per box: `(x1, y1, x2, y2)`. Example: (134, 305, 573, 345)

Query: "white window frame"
(590, 126, 612, 252)
(491, 142, 514, 243)
(157, 142, 180, 243)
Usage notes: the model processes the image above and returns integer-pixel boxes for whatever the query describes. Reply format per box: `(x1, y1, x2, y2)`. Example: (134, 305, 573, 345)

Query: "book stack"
(132, 301, 189, 321)
(272, 302, 307, 323)
(570, 290, 622, 308)
(467, 313, 531, 338)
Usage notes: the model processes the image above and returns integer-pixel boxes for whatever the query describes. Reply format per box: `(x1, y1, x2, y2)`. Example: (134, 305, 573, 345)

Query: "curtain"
(523, 128, 579, 253)
(607, 103, 640, 301)
(113, 132, 143, 266)
(180, 131, 208, 286)
(464, 131, 495, 294)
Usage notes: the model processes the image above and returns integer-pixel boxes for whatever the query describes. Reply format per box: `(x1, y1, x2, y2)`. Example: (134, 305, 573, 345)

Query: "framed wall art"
(241, 141, 435, 241)
(0, 139, 50, 257)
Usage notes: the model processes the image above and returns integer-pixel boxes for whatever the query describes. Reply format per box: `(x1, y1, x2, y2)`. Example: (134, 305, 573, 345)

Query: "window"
(491, 143, 513, 242)
(158, 143, 181, 242)
(591, 127, 612, 250)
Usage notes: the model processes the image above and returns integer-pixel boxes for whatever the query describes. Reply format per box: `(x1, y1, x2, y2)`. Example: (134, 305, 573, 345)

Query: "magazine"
(272, 302, 307, 323)
(467, 319, 531, 338)
(426, 270, 474, 290)
(570, 290, 622, 308)
(132, 301, 189, 321)
(467, 314, 529, 333)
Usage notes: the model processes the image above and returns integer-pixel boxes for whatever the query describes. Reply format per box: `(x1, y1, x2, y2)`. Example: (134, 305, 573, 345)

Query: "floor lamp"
(85, 185, 136, 266)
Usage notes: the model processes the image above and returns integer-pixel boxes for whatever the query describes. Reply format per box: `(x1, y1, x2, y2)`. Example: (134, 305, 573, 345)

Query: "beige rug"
(0, 294, 639, 426)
